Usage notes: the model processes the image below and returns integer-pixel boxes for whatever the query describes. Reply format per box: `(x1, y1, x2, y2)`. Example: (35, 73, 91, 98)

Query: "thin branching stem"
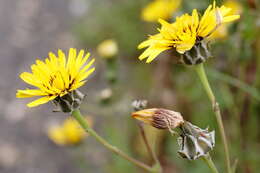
(137, 123, 162, 173)
(195, 63, 232, 173)
(71, 109, 155, 172)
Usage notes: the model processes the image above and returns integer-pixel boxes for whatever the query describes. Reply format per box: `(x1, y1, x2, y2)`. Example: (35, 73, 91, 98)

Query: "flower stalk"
(195, 63, 231, 173)
(137, 123, 162, 173)
(71, 109, 156, 172)
(201, 154, 219, 173)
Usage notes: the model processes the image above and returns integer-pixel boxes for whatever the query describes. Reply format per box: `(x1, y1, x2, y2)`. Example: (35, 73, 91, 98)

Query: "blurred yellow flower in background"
(97, 39, 118, 58)
(48, 116, 93, 146)
(16, 48, 95, 107)
(141, 0, 181, 22)
(224, 0, 243, 15)
(138, 2, 240, 63)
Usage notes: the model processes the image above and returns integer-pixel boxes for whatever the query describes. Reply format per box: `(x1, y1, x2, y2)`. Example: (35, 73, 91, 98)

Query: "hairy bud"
(131, 108, 184, 130)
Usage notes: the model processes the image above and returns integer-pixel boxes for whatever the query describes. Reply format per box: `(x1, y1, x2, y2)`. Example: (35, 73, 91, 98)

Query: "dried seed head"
(131, 108, 184, 130)
(177, 121, 215, 160)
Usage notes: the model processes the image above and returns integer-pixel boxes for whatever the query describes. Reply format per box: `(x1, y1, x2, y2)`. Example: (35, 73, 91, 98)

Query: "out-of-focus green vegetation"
(69, 0, 260, 172)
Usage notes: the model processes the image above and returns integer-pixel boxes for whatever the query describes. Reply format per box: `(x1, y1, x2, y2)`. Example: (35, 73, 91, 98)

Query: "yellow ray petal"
(58, 49, 66, 68)
(146, 47, 170, 63)
(20, 72, 40, 87)
(75, 49, 85, 70)
(79, 58, 95, 74)
(77, 68, 95, 82)
(27, 95, 56, 107)
(16, 89, 47, 98)
(78, 52, 91, 68)
(70, 80, 86, 91)
(223, 15, 240, 23)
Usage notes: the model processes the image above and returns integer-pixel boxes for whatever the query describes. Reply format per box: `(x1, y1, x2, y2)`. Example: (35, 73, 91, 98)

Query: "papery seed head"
(178, 121, 215, 160)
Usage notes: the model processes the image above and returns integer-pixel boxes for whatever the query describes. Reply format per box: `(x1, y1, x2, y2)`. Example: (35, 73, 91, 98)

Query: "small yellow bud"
(97, 39, 118, 58)
(132, 108, 184, 130)
(100, 88, 113, 100)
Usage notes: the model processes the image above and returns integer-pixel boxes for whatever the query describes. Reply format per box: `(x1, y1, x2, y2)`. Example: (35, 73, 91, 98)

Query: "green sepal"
(182, 41, 212, 65)
(53, 90, 85, 113)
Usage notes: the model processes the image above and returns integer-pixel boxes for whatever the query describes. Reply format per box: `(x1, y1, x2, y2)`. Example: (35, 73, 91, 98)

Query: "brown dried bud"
(131, 108, 184, 130)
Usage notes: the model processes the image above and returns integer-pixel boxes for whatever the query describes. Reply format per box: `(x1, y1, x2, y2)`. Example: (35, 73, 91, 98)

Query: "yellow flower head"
(48, 116, 92, 146)
(16, 48, 95, 107)
(97, 39, 118, 58)
(141, 0, 182, 22)
(138, 2, 240, 63)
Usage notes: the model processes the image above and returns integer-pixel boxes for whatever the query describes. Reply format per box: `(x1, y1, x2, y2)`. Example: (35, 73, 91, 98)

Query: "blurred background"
(0, 0, 259, 172)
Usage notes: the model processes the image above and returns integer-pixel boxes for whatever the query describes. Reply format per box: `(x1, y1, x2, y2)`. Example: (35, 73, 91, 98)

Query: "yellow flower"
(141, 0, 181, 22)
(48, 116, 92, 146)
(138, 2, 240, 63)
(48, 126, 66, 145)
(97, 39, 118, 58)
(16, 48, 95, 107)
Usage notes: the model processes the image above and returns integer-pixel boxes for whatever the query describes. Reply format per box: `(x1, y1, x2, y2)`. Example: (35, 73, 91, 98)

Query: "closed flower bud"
(131, 108, 184, 130)
(177, 121, 215, 160)
(99, 88, 113, 104)
(97, 39, 118, 58)
(132, 100, 148, 111)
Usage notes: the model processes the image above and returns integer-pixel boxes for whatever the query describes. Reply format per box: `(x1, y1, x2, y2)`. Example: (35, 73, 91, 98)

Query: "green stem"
(71, 109, 155, 172)
(195, 63, 232, 173)
(195, 64, 215, 102)
(201, 154, 219, 173)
